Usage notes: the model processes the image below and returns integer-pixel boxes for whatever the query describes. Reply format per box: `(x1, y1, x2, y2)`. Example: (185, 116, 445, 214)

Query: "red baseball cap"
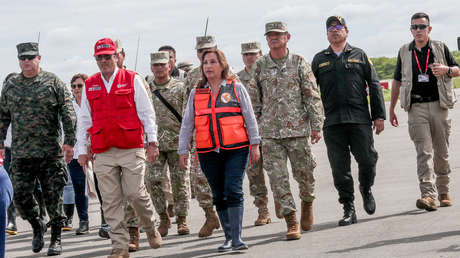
(94, 38, 117, 56)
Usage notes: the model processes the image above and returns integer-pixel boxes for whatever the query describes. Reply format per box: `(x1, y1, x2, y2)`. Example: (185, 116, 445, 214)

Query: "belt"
(411, 95, 438, 103)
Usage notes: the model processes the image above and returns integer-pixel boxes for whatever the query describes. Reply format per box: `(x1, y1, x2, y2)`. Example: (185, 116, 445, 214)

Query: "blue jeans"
(68, 159, 88, 221)
(198, 147, 249, 211)
(0, 167, 13, 258)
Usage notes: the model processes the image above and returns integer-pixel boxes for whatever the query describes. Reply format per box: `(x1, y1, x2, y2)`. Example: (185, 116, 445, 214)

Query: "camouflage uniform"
(247, 49, 324, 217)
(145, 77, 190, 217)
(0, 69, 76, 225)
(237, 68, 269, 209)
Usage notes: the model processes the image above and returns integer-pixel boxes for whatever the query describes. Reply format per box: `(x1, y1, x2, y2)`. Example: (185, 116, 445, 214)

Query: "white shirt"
(76, 67, 157, 155)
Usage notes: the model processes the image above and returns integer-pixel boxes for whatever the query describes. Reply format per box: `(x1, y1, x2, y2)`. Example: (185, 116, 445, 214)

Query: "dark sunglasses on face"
(327, 24, 344, 32)
(410, 24, 429, 30)
(71, 84, 83, 89)
(95, 54, 114, 61)
(18, 55, 37, 61)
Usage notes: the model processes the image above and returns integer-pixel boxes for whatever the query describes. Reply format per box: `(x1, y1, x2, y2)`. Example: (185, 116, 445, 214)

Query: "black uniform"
(312, 43, 386, 204)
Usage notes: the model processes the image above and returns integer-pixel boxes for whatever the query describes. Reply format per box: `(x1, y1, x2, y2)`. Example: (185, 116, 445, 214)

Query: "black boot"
(338, 202, 357, 226)
(29, 217, 47, 253)
(62, 204, 74, 231)
(98, 208, 110, 239)
(360, 186, 376, 215)
(6, 204, 18, 235)
(47, 224, 62, 256)
(76, 221, 89, 235)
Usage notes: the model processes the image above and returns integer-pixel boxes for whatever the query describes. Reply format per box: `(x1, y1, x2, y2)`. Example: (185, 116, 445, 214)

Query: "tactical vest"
(85, 69, 144, 153)
(194, 80, 249, 153)
(399, 40, 456, 111)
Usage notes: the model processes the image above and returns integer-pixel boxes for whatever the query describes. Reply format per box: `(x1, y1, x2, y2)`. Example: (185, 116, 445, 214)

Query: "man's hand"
(78, 154, 90, 169)
(311, 130, 322, 144)
(389, 108, 399, 127)
(431, 63, 449, 78)
(373, 119, 385, 135)
(179, 154, 189, 170)
(250, 144, 260, 163)
(62, 144, 74, 164)
(146, 142, 159, 163)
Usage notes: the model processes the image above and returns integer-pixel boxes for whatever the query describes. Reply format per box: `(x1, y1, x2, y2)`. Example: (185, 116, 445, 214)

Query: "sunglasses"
(19, 55, 37, 61)
(71, 83, 83, 89)
(327, 24, 344, 32)
(95, 54, 114, 61)
(410, 24, 429, 30)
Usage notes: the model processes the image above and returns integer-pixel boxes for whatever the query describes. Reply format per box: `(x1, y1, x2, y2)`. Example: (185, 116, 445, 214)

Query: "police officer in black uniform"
(312, 16, 386, 226)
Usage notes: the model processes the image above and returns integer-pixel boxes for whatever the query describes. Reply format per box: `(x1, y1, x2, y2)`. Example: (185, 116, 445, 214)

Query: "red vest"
(85, 69, 144, 154)
(194, 80, 249, 153)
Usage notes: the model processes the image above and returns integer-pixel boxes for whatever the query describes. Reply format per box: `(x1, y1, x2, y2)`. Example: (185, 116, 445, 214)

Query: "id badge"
(418, 74, 429, 83)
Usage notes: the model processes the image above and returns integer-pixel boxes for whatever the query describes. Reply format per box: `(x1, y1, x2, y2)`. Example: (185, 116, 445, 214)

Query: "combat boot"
(274, 200, 283, 219)
(146, 229, 162, 249)
(177, 216, 190, 235)
(198, 207, 220, 237)
(416, 196, 437, 211)
(338, 202, 357, 226)
(439, 193, 452, 207)
(62, 204, 74, 231)
(254, 204, 271, 226)
(47, 224, 62, 256)
(284, 212, 301, 240)
(29, 217, 47, 253)
(128, 227, 140, 252)
(300, 201, 313, 231)
(107, 248, 129, 258)
(360, 186, 376, 215)
(6, 205, 18, 235)
(157, 212, 171, 237)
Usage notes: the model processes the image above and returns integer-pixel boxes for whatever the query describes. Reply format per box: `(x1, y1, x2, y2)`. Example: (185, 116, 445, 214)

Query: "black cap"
(326, 16, 346, 29)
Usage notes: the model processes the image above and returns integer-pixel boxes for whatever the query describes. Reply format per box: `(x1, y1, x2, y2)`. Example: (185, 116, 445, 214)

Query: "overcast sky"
(1, 0, 459, 85)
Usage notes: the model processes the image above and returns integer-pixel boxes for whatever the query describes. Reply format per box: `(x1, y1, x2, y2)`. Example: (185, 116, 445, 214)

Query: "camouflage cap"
(195, 36, 217, 50)
(150, 51, 170, 65)
(113, 39, 123, 53)
(326, 16, 346, 29)
(241, 41, 261, 54)
(16, 42, 39, 57)
(264, 21, 288, 36)
(177, 61, 193, 69)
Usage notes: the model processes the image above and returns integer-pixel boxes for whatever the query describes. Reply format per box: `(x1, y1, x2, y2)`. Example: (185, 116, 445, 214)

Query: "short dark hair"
(158, 45, 176, 55)
(71, 73, 88, 84)
(411, 12, 430, 24)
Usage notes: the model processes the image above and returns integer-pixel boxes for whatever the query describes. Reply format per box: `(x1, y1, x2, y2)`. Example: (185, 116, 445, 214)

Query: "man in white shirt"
(77, 38, 161, 258)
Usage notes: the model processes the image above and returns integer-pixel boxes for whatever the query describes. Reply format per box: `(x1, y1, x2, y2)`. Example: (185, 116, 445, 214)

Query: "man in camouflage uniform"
(247, 22, 324, 240)
(177, 61, 194, 73)
(145, 52, 190, 237)
(0, 42, 76, 256)
(181, 35, 222, 237)
(237, 41, 272, 226)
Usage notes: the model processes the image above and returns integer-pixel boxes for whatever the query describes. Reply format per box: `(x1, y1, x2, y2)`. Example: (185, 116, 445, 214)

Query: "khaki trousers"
(94, 147, 156, 250)
(408, 101, 452, 198)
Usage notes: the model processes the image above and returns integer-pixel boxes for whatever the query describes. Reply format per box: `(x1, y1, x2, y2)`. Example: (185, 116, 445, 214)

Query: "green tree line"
(371, 50, 460, 80)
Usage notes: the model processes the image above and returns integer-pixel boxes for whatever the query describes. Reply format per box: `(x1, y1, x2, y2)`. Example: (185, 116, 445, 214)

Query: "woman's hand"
(250, 144, 260, 163)
(179, 154, 189, 170)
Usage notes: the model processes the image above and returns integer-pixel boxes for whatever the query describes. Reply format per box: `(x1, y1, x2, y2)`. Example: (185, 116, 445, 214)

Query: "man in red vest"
(77, 38, 161, 258)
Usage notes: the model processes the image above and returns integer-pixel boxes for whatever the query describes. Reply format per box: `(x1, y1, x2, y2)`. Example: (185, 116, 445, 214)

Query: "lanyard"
(413, 48, 430, 74)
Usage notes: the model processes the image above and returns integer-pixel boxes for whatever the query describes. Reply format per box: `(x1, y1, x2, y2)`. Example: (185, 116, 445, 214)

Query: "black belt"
(411, 95, 438, 103)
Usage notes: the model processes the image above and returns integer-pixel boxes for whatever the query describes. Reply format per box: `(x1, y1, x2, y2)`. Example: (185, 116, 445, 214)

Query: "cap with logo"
(241, 41, 261, 54)
(195, 36, 217, 50)
(16, 42, 39, 57)
(264, 21, 288, 36)
(113, 39, 123, 53)
(326, 16, 346, 29)
(94, 38, 117, 56)
(150, 51, 170, 65)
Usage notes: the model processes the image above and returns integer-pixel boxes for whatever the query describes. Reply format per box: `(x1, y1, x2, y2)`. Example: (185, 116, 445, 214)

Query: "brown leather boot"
(146, 229, 162, 249)
(107, 248, 129, 258)
(254, 204, 271, 226)
(284, 212, 301, 240)
(416, 196, 437, 211)
(274, 200, 283, 219)
(157, 212, 171, 237)
(198, 207, 220, 237)
(439, 193, 452, 207)
(177, 216, 190, 235)
(300, 201, 313, 231)
(128, 227, 140, 252)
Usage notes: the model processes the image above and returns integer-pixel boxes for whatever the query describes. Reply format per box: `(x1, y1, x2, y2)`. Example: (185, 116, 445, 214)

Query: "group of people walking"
(1, 11, 459, 258)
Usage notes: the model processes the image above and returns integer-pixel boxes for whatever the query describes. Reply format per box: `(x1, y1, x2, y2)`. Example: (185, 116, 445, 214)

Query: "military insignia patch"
(319, 61, 330, 68)
(347, 58, 361, 63)
(221, 92, 232, 103)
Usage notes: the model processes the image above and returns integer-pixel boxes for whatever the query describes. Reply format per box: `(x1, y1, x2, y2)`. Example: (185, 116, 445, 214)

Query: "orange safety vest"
(194, 79, 249, 153)
(85, 69, 144, 154)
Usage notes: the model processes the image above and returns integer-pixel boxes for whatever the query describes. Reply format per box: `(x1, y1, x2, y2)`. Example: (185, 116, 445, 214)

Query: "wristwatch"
(447, 67, 452, 77)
